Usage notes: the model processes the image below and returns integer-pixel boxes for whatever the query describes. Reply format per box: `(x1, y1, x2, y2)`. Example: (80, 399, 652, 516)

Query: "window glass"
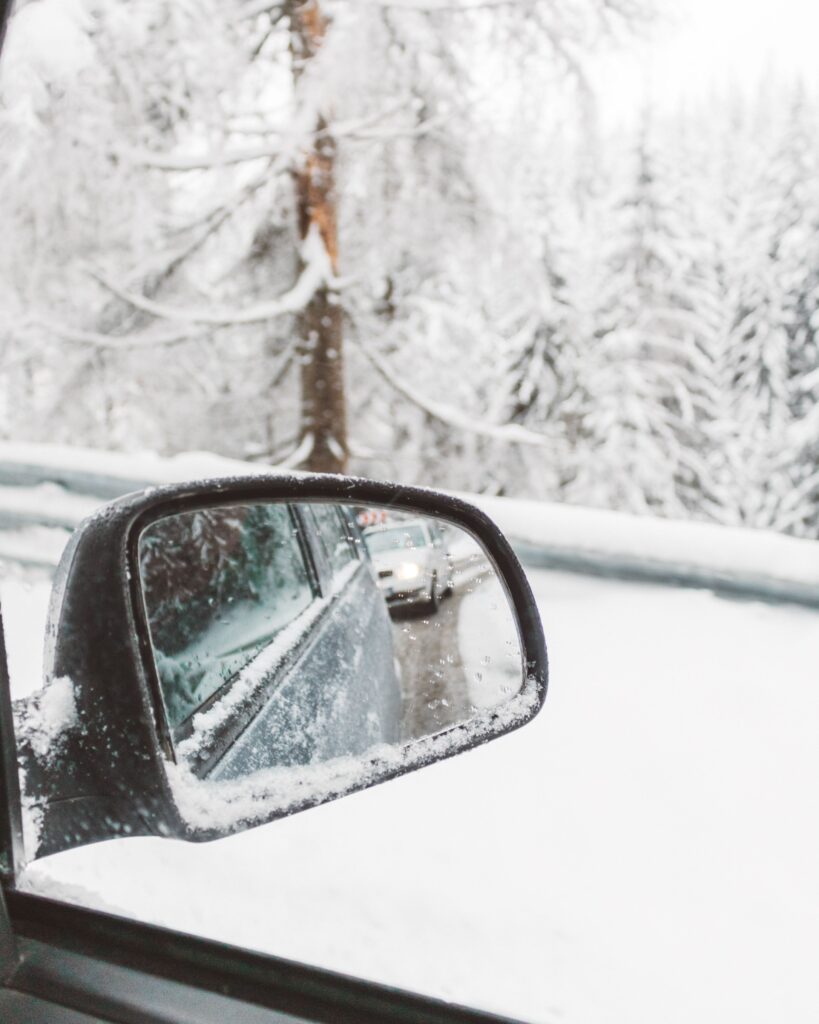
(139, 503, 315, 729)
(308, 503, 357, 578)
(363, 525, 428, 555)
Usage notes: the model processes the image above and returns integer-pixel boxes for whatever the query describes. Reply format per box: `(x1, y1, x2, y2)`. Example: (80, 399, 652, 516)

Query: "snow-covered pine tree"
(705, 88, 814, 532)
(771, 86, 819, 536)
(564, 118, 703, 516)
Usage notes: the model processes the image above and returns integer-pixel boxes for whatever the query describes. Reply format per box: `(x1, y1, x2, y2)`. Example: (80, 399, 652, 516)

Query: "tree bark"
(290, 0, 348, 474)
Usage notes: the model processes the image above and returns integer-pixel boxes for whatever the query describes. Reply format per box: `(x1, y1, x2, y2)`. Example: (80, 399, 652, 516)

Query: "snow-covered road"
(12, 566, 819, 1024)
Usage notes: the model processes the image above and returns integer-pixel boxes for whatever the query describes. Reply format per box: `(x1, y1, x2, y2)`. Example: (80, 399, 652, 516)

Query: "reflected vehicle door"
(139, 502, 400, 781)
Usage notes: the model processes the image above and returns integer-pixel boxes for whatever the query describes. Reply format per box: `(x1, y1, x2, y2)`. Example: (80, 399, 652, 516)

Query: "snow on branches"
(0, 0, 816, 536)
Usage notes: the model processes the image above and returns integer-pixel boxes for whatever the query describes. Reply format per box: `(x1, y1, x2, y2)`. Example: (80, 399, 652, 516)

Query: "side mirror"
(16, 476, 548, 858)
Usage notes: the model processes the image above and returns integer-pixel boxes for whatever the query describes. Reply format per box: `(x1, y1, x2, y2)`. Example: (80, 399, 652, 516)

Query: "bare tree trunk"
(290, 0, 348, 474)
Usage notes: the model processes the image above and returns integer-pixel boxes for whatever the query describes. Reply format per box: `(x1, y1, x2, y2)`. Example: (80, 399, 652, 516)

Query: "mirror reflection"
(138, 501, 523, 784)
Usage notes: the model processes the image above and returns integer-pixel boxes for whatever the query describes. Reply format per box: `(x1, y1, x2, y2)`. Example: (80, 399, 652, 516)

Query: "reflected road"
(390, 586, 474, 739)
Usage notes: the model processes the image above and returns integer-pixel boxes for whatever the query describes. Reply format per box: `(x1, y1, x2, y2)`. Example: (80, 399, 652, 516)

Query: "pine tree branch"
(88, 228, 332, 326)
(352, 338, 554, 447)
(36, 321, 205, 350)
(126, 101, 429, 171)
(128, 169, 273, 287)
(269, 337, 300, 387)
(337, 0, 547, 10)
(278, 432, 314, 469)
(239, 0, 288, 20)
(126, 143, 286, 171)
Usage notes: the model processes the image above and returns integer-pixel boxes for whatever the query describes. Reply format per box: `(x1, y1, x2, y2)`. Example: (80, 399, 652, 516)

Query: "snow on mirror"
(137, 501, 524, 827)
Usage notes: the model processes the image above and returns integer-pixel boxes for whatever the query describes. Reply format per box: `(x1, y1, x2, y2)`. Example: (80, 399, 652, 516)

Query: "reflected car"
(137, 501, 402, 780)
(362, 518, 455, 613)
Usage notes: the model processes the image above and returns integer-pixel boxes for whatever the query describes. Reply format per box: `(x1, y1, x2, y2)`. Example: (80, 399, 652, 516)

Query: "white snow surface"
(20, 675, 77, 760)
(14, 569, 819, 1024)
(0, 444, 818, 1021)
(1, 0, 94, 107)
(0, 571, 52, 698)
(0, 526, 73, 568)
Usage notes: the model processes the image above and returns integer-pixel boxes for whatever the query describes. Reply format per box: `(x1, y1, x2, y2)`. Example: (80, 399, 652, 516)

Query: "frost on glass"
(137, 501, 527, 831)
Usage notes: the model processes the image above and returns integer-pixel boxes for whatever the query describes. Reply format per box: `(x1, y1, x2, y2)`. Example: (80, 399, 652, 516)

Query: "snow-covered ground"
(0, 446, 816, 1021)
(8, 564, 819, 1024)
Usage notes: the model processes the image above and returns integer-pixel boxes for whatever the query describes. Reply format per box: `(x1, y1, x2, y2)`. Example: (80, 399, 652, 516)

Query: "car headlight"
(396, 561, 421, 580)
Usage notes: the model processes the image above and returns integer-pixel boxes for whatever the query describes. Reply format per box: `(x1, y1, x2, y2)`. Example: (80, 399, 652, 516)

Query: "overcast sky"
(592, 0, 819, 125)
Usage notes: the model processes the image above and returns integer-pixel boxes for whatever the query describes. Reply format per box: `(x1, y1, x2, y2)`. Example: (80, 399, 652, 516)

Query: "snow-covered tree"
(2, 0, 818, 540)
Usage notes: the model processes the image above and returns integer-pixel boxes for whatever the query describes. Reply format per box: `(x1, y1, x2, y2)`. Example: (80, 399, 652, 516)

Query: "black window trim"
(2, 889, 527, 1024)
(297, 502, 361, 596)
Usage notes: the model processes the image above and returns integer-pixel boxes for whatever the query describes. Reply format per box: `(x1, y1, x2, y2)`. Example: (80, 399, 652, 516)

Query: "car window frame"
(1, 887, 526, 1024)
(304, 502, 360, 582)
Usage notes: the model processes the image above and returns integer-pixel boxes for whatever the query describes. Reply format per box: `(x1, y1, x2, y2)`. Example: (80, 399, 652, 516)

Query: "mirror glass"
(137, 501, 527, 828)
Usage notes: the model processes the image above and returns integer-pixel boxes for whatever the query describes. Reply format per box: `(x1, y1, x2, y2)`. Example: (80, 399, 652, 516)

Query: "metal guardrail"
(0, 462, 124, 569)
(0, 462, 151, 505)
(0, 453, 816, 611)
(512, 541, 819, 611)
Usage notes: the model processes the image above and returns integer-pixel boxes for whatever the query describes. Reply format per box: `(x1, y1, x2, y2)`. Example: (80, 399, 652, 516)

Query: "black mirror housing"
(18, 475, 548, 859)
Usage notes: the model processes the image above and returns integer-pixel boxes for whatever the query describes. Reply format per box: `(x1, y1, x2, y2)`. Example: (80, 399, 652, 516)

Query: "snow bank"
(471, 493, 819, 608)
(20, 570, 819, 1024)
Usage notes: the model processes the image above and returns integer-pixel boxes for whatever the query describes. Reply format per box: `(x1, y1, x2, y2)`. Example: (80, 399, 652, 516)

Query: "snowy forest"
(0, 0, 817, 537)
